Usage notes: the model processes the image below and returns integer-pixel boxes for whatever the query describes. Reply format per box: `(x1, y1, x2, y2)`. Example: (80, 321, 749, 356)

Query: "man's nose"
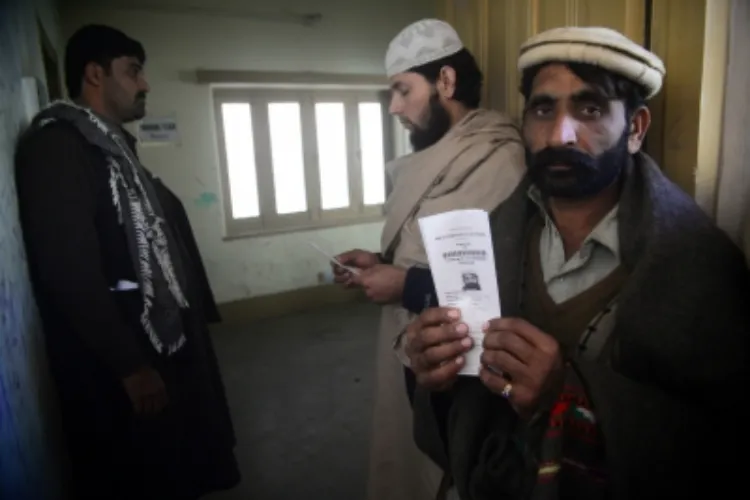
(549, 114, 577, 147)
(389, 95, 402, 116)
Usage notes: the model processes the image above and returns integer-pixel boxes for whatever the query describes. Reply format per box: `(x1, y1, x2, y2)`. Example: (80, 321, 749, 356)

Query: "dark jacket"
(410, 154, 750, 499)
(15, 121, 238, 500)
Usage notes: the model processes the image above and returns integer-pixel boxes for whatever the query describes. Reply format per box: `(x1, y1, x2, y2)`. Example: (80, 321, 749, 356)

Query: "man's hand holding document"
(416, 209, 501, 377)
(408, 209, 565, 417)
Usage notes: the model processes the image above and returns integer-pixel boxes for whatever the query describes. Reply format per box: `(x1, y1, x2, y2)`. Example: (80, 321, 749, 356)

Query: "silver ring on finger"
(500, 382, 513, 399)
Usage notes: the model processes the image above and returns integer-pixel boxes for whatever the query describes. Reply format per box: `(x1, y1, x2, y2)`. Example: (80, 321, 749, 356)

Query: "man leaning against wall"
(14, 25, 240, 500)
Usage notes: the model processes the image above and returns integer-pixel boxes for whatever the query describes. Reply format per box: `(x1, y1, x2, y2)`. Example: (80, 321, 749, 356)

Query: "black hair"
(65, 24, 146, 99)
(410, 48, 483, 109)
(520, 61, 647, 118)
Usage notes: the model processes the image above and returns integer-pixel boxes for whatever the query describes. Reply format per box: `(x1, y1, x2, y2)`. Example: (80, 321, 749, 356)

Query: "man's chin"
(410, 129, 445, 152)
(535, 176, 616, 200)
(127, 107, 147, 124)
(537, 184, 581, 199)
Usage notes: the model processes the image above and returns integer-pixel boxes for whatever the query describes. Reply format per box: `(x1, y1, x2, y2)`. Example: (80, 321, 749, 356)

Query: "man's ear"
(83, 61, 106, 91)
(627, 106, 651, 154)
(436, 65, 457, 100)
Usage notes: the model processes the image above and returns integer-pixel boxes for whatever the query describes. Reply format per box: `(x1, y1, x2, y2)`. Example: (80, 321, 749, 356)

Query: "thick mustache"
(530, 147, 596, 171)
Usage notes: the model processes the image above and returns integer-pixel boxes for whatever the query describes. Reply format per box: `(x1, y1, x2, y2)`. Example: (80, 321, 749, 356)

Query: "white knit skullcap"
(518, 26, 666, 99)
(385, 19, 464, 78)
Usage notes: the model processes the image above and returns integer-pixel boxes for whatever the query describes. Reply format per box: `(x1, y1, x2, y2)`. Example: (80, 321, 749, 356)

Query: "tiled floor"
(206, 302, 380, 500)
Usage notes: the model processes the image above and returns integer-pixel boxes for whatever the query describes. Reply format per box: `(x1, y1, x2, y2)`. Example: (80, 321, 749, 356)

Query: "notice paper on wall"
(137, 115, 180, 145)
(418, 209, 501, 376)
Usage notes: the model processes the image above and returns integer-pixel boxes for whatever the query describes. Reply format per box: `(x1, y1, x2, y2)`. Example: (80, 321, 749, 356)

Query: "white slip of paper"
(308, 241, 360, 276)
(418, 209, 502, 376)
(451, 295, 487, 375)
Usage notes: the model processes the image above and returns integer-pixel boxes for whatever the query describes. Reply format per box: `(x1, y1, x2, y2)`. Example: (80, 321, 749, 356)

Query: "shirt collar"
(527, 185, 620, 259)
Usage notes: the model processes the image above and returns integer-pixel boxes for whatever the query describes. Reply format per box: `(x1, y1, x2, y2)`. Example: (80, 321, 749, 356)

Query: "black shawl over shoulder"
(413, 154, 750, 499)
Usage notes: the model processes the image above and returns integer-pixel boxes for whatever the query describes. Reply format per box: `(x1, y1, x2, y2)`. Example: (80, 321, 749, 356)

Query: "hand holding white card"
(418, 209, 501, 376)
(308, 241, 360, 276)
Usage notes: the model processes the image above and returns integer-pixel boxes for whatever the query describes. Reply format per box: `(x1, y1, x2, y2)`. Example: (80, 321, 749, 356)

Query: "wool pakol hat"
(385, 19, 464, 78)
(518, 26, 665, 99)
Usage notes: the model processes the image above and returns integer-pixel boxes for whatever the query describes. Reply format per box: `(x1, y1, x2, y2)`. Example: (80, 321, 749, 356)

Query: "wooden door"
(435, 0, 732, 207)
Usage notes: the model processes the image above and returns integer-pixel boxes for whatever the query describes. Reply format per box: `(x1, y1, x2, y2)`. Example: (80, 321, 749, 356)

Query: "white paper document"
(418, 209, 502, 376)
(308, 241, 360, 276)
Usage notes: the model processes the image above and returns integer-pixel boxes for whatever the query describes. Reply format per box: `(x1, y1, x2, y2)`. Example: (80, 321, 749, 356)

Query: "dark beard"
(409, 93, 452, 152)
(526, 130, 630, 199)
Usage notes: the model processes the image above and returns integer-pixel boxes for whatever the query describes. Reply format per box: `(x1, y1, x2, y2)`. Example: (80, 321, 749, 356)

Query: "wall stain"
(194, 191, 219, 209)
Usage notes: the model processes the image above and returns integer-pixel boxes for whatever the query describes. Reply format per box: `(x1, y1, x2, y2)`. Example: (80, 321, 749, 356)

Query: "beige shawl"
(381, 108, 527, 336)
(366, 108, 526, 500)
(382, 108, 526, 267)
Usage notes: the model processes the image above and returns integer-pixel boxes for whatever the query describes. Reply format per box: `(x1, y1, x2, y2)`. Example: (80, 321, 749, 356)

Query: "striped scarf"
(32, 101, 189, 355)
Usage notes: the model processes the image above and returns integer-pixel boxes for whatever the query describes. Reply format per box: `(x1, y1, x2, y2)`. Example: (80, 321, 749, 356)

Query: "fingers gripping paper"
(418, 209, 502, 376)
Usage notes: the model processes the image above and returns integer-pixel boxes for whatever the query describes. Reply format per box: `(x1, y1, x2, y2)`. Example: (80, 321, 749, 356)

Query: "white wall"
(1, 0, 64, 497)
(61, 0, 433, 303)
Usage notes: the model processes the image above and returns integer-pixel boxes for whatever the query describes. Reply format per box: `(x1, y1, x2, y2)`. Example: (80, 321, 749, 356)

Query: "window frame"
(213, 86, 396, 239)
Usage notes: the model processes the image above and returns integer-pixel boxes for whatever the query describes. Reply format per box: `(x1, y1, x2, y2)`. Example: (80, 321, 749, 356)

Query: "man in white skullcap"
(402, 26, 749, 500)
(332, 18, 526, 500)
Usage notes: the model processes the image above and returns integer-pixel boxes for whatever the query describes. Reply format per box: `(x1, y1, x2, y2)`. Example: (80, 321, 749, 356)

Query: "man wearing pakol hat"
(402, 26, 750, 499)
(332, 18, 526, 500)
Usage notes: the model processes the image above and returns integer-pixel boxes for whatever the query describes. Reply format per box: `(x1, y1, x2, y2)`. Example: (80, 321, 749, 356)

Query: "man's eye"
(580, 105, 602, 118)
(391, 88, 409, 99)
(532, 105, 552, 117)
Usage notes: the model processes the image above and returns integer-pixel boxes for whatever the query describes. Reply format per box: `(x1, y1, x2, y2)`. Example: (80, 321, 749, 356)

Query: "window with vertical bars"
(213, 88, 409, 237)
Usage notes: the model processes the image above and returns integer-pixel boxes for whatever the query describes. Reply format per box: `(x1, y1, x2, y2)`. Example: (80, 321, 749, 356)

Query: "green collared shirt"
(528, 186, 621, 304)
